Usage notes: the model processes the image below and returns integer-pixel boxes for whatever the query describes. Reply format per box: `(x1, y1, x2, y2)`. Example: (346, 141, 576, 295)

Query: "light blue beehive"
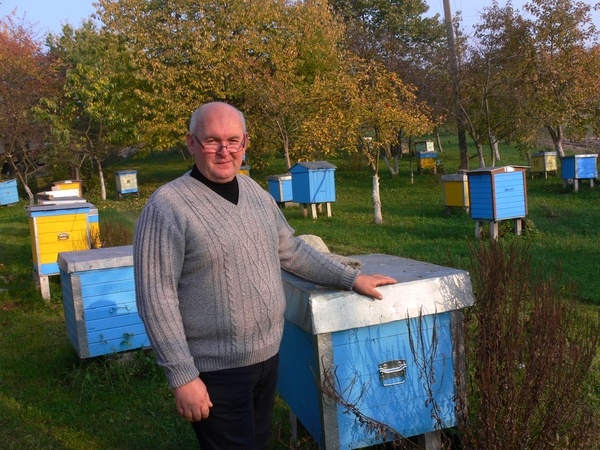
(114, 170, 139, 196)
(278, 254, 474, 449)
(0, 179, 19, 206)
(58, 245, 149, 358)
(561, 154, 598, 180)
(289, 161, 336, 204)
(467, 166, 528, 221)
(266, 173, 293, 203)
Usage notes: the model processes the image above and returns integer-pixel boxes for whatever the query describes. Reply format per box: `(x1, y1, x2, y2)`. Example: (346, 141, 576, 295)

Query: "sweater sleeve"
(133, 201, 199, 389)
(274, 206, 359, 290)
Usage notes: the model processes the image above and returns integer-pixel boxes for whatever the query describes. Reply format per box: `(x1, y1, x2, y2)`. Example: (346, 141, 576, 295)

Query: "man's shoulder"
(146, 173, 193, 205)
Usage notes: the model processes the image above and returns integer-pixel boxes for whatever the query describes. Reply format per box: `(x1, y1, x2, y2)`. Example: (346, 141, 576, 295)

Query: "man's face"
(186, 104, 247, 183)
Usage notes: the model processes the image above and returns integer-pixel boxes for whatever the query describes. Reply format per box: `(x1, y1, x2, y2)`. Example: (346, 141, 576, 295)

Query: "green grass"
(1, 135, 599, 449)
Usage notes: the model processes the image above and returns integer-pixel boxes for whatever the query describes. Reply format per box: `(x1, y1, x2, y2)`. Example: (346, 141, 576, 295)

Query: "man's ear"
(186, 133, 195, 156)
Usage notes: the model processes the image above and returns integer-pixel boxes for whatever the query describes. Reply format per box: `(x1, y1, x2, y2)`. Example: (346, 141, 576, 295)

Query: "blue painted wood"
(59, 249, 148, 358)
(415, 152, 438, 159)
(88, 333, 149, 358)
(278, 321, 325, 446)
(0, 179, 19, 205)
(266, 174, 293, 202)
(468, 168, 527, 221)
(279, 312, 457, 449)
(290, 161, 336, 204)
(331, 313, 455, 448)
(561, 155, 598, 180)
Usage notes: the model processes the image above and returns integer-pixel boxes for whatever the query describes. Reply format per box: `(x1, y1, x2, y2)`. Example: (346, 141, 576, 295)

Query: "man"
(133, 102, 396, 449)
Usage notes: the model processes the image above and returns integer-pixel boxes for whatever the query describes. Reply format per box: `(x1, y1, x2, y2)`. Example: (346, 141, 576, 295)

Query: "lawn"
(1, 135, 599, 449)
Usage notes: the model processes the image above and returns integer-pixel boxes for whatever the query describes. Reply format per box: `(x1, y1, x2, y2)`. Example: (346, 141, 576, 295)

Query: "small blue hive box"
(114, 170, 139, 197)
(266, 173, 293, 204)
(467, 166, 528, 240)
(278, 254, 474, 449)
(560, 154, 598, 192)
(289, 161, 336, 218)
(0, 179, 19, 206)
(58, 245, 149, 358)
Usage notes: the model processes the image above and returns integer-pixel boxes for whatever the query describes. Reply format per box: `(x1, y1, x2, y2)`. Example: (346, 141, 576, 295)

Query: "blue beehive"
(560, 154, 598, 192)
(467, 166, 528, 221)
(266, 173, 293, 203)
(114, 170, 139, 197)
(278, 254, 474, 449)
(0, 179, 19, 205)
(58, 245, 149, 358)
(561, 154, 598, 180)
(289, 161, 336, 204)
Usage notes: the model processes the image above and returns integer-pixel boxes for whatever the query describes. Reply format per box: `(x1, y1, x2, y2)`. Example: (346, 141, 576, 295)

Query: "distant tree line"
(1, 0, 599, 202)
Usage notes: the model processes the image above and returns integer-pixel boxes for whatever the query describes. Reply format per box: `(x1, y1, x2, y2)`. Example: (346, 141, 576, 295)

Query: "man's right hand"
(174, 377, 213, 422)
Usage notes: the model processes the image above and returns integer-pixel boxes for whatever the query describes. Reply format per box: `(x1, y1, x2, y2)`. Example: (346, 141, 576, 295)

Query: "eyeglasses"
(192, 133, 246, 154)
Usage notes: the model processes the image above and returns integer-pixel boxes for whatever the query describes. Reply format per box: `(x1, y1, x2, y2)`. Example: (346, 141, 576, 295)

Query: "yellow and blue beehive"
(24, 202, 94, 278)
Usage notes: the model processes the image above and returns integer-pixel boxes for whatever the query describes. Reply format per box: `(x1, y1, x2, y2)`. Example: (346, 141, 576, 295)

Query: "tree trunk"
(435, 128, 443, 153)
(94, 156, 107, 200)
(372, 173, 382, 224)
(547, 125, 565, 157)
(382, 143, 399, 176)
(8, 159, 34, 204)
(476, 141, 486, 168)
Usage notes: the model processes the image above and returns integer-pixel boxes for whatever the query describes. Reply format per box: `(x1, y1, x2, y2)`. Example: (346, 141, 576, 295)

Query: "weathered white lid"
(282, 254, 474, 335)
(441, 173, 467, 182)
(58, 245, 133, 273)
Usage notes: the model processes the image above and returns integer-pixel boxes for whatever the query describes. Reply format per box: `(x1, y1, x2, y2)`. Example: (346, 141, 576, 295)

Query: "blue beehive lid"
(289, 161, 336, 173)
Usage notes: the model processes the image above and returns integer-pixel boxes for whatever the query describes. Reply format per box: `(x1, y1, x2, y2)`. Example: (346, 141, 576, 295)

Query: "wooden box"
(289, 161, 336, 204)
(24, 203, 94, 277)
(467, 166, 528, 221)
(416, 152, 438, 173)
(278, 254, 474, 449)
(266, 174, 293, 203)
(415, 140, 435, 153)
(528, 152, 557, 177)
(52, 180, 83, 197)
(442, 173, 469, 208)
(0, 178, 19, 206)
(114, 170, 138, 196)
(560, 154, 598, 180)
(58, 245, 149, 358)
(238, 165, 251, 177)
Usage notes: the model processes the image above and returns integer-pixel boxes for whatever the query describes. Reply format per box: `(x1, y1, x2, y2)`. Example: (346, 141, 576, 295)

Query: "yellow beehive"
(52, 180, 83, 197)
(238, 165, 250, 176)
(528, 152, 557, 178)
(24, 202, 94, 299)
(442, 173, 469, 209)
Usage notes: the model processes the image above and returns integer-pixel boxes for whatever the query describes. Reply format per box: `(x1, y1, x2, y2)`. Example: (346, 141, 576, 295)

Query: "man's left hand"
(352, 274, 397, 300)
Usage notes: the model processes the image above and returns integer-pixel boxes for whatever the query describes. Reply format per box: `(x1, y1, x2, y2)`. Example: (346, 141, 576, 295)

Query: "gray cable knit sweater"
(133, 173, 359, 388)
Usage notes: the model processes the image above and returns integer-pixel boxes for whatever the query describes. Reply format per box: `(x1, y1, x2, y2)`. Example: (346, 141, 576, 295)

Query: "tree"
(45, 21, 139, 200)
(238, 0, 352, 169)
(454, 2, 528, 167)
(330, 0, 449, 162)
(518, 0, 600, 156)
(345, 62, 432, 223)
(97, 0, 252, 152)
(0, 12, 60, 202)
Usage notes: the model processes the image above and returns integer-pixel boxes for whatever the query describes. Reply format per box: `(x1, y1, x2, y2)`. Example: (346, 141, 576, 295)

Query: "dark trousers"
(191, 353, 279, 450)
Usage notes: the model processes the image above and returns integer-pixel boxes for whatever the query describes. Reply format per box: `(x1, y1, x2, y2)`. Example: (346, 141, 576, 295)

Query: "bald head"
(190, 102, 246, 136)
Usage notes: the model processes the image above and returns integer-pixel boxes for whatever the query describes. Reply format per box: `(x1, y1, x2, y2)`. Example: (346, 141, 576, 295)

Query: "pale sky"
(1, 0, 598, 36)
